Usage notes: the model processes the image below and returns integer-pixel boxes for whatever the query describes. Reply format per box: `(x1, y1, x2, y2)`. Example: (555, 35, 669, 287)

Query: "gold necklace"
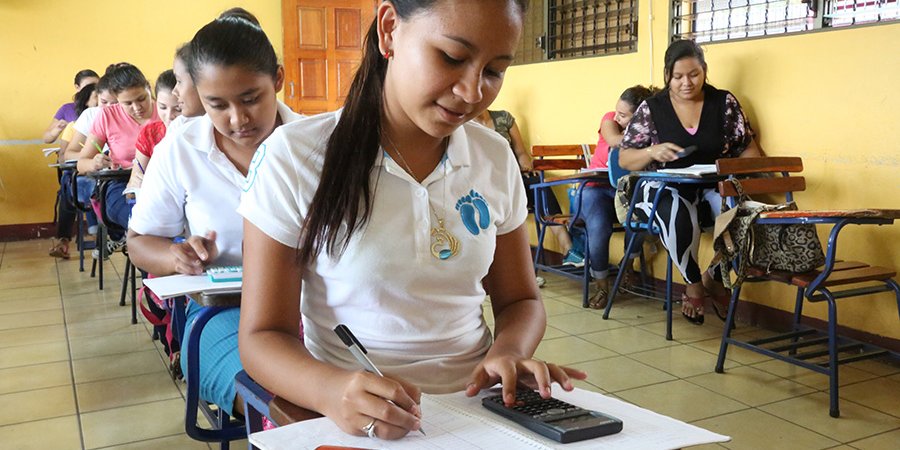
(384, 135, 460, 260)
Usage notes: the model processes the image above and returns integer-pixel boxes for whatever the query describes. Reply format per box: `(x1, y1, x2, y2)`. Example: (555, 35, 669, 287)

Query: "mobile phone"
(675, 145, 697, 158)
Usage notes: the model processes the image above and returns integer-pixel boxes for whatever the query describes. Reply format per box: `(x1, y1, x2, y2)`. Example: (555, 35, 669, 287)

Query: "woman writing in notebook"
(239, 0, 586, 441)
(128, 10, 302, 416)
(617, 39, 762, 324)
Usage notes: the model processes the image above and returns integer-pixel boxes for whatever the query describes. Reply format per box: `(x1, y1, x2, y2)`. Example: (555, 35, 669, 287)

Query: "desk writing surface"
(250, 387, 729, 450)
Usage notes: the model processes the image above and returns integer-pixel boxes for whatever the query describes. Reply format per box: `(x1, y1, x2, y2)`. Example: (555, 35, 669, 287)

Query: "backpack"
(139, 279, 184, 380)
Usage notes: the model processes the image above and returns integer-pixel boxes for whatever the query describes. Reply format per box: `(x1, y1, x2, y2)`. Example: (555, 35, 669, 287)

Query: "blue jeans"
(75, 176, 98, 228)
(104, 180, 134, 240)
(580, 185, 642, 280)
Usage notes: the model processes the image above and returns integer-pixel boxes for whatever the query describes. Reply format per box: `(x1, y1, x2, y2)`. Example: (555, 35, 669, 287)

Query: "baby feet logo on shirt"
(455, 190, 491, 236)
(242, 144, 267, 192)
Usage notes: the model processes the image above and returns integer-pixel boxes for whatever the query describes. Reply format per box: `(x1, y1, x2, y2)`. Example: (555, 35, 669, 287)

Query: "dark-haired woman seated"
(618, 39, 762, 324)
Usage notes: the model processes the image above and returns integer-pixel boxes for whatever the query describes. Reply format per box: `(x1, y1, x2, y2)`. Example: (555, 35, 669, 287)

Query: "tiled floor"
(1, 239, 899, 449)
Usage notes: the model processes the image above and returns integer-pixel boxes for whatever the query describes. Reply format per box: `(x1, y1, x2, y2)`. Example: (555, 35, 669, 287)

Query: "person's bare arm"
(76, 134, 109, 173)
(618, 143, 683, 171)
(126, 152, 151, 189)
(508, 122, 533, 173)
(740, 137, 763, 158)
(63, 131, 86, 162)
(239, 220, 422, 440)
(600, 118, 625, 148)
(43, 118, 67, 143)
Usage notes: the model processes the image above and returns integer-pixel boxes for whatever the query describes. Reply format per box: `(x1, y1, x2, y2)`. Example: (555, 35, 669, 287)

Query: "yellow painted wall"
(496, 0, 900, 340)
(0, 0, 282, 226)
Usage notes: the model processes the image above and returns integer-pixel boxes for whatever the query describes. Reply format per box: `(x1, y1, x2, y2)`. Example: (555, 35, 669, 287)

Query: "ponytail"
(297, 21, 387, 265)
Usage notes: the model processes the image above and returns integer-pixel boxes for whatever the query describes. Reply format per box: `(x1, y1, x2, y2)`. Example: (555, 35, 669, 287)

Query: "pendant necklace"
(384, 135, 460, 260)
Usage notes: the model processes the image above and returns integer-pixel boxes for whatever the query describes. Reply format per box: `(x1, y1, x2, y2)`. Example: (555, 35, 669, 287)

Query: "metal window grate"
(672, 0, 899, 43)
(547, 0, 639, 59)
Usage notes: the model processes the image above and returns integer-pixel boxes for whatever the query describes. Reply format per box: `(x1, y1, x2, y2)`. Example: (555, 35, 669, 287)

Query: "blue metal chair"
(712, 156, 900, 418)
(170, 294, 247, 449)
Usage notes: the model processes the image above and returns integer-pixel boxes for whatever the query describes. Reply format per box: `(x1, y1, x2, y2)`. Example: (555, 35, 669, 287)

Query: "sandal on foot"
(588, 287, 609, 310)
(710, 292, 730, 322)
(681, 293, 705, 325)
(48, 239, 70, 259)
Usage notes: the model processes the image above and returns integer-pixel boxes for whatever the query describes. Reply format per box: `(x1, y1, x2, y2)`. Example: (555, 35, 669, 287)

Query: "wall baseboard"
(534, 248, 900, 353)
(0, 223, 56, 242)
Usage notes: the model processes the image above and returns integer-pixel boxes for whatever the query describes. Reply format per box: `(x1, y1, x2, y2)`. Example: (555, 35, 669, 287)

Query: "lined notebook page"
(249, 387, 729, 450)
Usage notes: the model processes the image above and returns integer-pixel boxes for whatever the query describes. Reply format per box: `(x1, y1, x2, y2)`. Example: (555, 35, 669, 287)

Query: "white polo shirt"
(130, 102, 302, 267)
(238, 111, 528, 393)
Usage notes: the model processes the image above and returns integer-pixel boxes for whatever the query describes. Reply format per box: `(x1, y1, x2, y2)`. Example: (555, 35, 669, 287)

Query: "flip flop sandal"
(710, 292, 730, 322)
(588, 287, 609, 310)
(681, 293, 705, 325)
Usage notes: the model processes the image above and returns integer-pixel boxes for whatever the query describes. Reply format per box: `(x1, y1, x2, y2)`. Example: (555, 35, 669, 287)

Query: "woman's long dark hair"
(106, 63, 150, 95)
(186, 12, 278, 83)
(297, 0, 528, 265)
(663, 39, 708, 88)
(73, 83, 96, 116)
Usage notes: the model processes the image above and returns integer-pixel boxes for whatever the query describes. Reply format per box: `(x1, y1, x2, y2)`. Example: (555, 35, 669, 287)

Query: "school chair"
(91, 175, 139, 324)
(712, 156, 900, 418)
(234, 370, 322, 449)
(530, 144, 594, 306)
(171, 292, 246, 449)
(601, 147, 702, 341)
(66, 168, 97, 272)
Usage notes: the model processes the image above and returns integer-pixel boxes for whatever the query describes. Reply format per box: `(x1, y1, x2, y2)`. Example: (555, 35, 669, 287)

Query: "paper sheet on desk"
(141, 274, 241, 299)
(249, 387, 729, 450)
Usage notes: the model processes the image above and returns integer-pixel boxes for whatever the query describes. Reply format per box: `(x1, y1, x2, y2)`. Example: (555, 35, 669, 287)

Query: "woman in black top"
(618, 40, 762, 324)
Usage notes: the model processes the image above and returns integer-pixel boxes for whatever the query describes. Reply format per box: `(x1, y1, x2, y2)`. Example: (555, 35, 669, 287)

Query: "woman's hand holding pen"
(464, 353, 588, 406)
(170, 230, 219, 275)
(645, 142, 683, 163)
(323, 370, 423, 440)
(91, 152, 112, 171)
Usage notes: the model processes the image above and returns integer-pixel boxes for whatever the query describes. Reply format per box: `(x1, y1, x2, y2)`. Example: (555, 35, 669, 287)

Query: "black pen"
(333, 324, 426, 436)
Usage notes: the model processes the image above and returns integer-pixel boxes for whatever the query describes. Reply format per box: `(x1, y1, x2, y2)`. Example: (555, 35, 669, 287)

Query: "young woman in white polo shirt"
(127, 10, 301, 417)
(239, 0, 587, 441)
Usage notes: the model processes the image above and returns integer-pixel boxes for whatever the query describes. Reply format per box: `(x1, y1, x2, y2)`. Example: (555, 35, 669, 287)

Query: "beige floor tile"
(0, 340, 70, 369)
(0, 361, 72, 395)
(94, 433, 211, 449)
(601, 299, 671, 326)
(849, 428, 900, 450)
(0, 415, 81, 450)
(0, 385, 76, 426)
(533, 335, 617, 365)
(547, 311, 629, 334)
(0, 309, 64, 331)
(580, 326, 679, 354)
(72, 349, 167, 383)
(567, 356, 676, 392)
(751, 359, 879, 390)
(693, 409, 840, 450)
(571, 378, 606, 394)
(759, 393, 900, 442)
(636, 316, 733, 343)
(541, 298, 584, 316)
(69, 328, 156, 360)
(81, 398, 186, 449)
(689, 337, 772, 365)
(0, 275, 57, 290)
(77, 371, 183, 412)
(0, 284, 60, 302)
(542, 325, 568, 339)
(0, 296, 60, 314)
(67, 316, 144, 339)
(65, 301, 135, 324)
(846, 358, 900, 377)
(839, 377, 900, 417)
(616, 379, 748, 422)
(687, 366, 815, 407)
(63, 289, 126, 307)
(630, 344, 738, 378)
(0, 324, 66, 348)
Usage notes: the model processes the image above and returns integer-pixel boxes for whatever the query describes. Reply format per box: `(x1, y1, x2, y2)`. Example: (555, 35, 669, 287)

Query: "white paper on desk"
(657, 164, 718, 177)
(42, 147, 60, 157)
(141, 274, 240, 299)
(249, 387, 729, 450)
(579, 167, 609, 174)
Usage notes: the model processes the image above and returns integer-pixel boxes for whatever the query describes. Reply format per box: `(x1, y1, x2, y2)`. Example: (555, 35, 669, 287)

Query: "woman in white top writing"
(239, 0, 586, 441)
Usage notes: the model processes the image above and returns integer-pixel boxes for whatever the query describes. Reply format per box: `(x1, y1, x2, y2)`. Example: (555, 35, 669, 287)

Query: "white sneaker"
(536, 276, 546, 288)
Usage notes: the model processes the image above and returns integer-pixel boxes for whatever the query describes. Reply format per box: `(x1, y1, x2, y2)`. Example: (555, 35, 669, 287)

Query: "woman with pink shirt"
(579, 85, 655, 309)
(77, 63, 158, 248)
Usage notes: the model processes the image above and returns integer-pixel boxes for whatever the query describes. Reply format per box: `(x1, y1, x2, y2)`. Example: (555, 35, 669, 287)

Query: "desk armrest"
(197, 292, 241, 307)
(759, 209, 900, 220)
(270, 397, 323, 426)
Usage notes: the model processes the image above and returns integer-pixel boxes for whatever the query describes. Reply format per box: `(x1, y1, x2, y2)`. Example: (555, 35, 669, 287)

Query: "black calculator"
(482, 389, 623, 443)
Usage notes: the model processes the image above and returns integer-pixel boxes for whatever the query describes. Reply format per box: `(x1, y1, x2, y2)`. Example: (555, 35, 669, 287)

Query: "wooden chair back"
(716, 157, 806, 198)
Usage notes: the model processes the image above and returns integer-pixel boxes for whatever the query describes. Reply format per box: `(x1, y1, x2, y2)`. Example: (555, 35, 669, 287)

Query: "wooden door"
(282, 0, 377, 114)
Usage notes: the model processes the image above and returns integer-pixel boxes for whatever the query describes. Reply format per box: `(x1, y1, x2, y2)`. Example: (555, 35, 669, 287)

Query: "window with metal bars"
(671, 0, 899, 43)
(514, 0, 639, 65)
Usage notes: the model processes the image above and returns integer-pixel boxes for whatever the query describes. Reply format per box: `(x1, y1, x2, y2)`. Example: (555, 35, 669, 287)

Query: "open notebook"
(249, 387, 729, 450)
(656, 164, 718, 177)
(141, 273, 240, 299)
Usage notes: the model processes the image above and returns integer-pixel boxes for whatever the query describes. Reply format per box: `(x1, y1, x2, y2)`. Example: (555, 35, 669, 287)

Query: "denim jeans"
(580, 185, 642, 280)
(75, 176, 98, 228)
(104, 180, 134, 240)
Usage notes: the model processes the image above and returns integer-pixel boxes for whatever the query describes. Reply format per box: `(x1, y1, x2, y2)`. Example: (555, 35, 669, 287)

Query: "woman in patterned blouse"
(618, 39, 762, 325)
